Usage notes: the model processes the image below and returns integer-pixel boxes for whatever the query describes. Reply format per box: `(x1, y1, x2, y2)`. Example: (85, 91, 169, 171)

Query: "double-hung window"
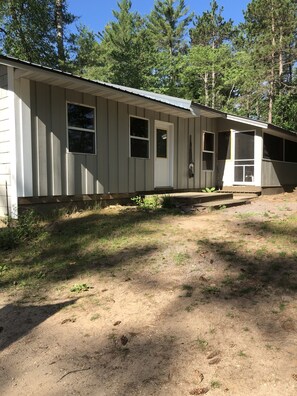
(202, 131, 215, 171)
(67, 103, 95, 154)
(130, 116, 149, 158)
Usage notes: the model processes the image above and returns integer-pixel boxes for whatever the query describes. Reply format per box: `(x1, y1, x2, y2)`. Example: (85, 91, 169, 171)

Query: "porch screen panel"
(235, 132, 254, 160)
(285, 140, 297, 163)
(263, 133, 283, 161)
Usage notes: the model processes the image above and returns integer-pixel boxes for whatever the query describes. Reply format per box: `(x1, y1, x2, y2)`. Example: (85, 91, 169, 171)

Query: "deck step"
(221, 186, 262, 195)
(166, 192, 233, 205)
(194, 198, 251, 209)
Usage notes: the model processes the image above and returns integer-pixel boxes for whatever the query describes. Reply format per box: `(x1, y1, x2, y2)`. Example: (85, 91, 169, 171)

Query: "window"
(202, 132, 214, 171)
(67, 103, 95, 154)
(218, 131, 231, 160)
(156, 129, 167, 158)
(130, 116, 149, 158)
(263, 133, 283, 161)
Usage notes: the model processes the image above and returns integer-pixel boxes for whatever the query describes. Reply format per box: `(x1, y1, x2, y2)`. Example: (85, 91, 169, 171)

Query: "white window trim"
(202, 131, 215, 172)
(129, 115, 150, 159)
(66, 101, 96, 155)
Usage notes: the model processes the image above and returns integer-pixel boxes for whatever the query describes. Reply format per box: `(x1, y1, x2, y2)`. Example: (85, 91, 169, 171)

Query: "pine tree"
(243, 0, 297, 123)
(189, 0, 233, 108)
(96, 0, 153, 88)
(0, 0, 76, 69)
(147, 0, 193, 95)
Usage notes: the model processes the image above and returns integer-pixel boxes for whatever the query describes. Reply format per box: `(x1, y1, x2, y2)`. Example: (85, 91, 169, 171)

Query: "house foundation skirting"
(17, 189, 205, 214)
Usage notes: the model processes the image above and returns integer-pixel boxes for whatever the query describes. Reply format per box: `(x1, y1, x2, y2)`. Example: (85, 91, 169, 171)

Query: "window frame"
(66, 101, 96, 155)
(129, 115, 150, 159)
(202, 131, 215, 171)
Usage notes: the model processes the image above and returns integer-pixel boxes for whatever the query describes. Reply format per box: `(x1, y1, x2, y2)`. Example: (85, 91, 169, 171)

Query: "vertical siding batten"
(144, 108, 155, 191)
(118, 102, 129, 193)
(108, 100, 118, 193)
(97, 96, 108, 194)
(188, 118, 195, 189)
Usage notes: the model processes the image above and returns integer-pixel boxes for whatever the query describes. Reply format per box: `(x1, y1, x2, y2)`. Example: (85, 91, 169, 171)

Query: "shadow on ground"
(0, 298, 77, 351)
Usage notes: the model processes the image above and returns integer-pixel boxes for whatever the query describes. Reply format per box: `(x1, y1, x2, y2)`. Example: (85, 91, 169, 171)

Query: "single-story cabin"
(0, 55, 296, 217)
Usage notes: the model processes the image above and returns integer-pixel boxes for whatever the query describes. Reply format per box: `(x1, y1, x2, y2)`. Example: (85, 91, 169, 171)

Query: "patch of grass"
(279, 302, 286, 312)
(226, 312, 235, 319)
(222, 275, 234, 286)
(0, 209, 41, 250)
(90, 313, 101, 321)
(195, 337, 208, 351)
(211, 380, 221, 389)
(131, 195, 161, 210)
(236, 212, 257, 219)
(0, 206, 172, 290)
(202, 286, 220, 295)
(173, 252, 190, 266)
(70, 283, 91, 293)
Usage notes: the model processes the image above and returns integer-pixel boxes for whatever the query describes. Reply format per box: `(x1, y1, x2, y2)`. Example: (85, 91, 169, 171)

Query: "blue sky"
(67, 0, 250, 33)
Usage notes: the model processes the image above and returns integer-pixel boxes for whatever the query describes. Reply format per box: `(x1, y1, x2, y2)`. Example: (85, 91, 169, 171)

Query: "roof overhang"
(226, 114, 268, 129)
(0, 56, 196, 119)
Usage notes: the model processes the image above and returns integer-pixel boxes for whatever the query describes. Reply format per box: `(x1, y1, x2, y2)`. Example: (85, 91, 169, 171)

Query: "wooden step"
(166, 192, 233, 205)
(221, 186, 262, 195)
(194, 198, 251, 209)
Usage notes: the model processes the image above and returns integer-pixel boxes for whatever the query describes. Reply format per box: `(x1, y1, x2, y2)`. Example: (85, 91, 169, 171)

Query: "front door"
(234, 131, 255, 184)
(154, 121, 173, 188)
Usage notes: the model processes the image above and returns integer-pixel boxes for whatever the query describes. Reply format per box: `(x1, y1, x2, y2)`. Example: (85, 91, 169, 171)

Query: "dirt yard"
(1, 193, 297, 395)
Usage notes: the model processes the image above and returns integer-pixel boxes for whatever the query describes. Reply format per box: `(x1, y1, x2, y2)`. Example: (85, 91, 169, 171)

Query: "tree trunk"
(211, 41, 215, 108)
(55, 0, 65, 64)
(268, 1, 276, 124)
(204, 72, 209, 106)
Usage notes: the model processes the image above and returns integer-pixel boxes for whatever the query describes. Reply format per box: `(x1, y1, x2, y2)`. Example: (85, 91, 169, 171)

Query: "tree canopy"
(0, 0, 296, 130)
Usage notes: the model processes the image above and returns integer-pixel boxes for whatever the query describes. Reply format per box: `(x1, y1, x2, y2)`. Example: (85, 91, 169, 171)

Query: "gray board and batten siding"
(29, 80, 217, 199)
(0, 65, 10, 216)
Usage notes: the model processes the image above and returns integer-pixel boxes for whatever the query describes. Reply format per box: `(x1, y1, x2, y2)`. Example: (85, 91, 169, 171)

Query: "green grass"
(0, 206, 174, 290)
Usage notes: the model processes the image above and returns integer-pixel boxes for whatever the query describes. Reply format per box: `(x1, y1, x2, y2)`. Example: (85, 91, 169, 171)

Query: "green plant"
(202, 187, 216, 193)
(0, 264, 8, 274)
(0, 209, 40, 250)
(70, 283, 90, 292)
(131, 195, 161, 210)
(181, 284, 194, 297)
(161, 195, 175, 209)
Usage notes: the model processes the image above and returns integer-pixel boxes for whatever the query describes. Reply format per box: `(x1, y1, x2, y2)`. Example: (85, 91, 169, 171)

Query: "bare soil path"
(1, 193, 297, 395)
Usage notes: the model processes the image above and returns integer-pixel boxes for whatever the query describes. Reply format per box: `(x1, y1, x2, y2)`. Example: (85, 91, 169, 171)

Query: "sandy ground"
(1, 193, 297, 395)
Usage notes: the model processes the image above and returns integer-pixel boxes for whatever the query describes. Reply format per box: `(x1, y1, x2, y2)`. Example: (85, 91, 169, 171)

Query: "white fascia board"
(226, 114, 268, 129)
